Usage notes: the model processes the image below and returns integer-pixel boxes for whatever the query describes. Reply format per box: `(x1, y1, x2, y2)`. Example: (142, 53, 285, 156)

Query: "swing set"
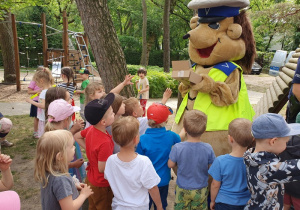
(9, 11, 98, 91)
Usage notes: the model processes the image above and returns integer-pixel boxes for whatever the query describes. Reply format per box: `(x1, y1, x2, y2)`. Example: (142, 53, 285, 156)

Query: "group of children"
(2, 64, 300, 210)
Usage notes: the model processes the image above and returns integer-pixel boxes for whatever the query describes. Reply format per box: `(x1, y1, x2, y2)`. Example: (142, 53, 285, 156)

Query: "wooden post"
(41, 13, 48, 67)
(63, 11, 68, 67)
(11, 14, 20, 91)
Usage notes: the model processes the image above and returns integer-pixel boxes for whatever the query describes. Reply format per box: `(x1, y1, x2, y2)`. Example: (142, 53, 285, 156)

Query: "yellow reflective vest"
(175, 62, 255, 131)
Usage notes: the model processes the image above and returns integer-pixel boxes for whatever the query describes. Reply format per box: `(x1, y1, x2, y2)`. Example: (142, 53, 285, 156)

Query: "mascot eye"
(208, 22, 220, 30)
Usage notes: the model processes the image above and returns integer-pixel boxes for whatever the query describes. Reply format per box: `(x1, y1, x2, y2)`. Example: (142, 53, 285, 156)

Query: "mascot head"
(186, 0, 256, 73)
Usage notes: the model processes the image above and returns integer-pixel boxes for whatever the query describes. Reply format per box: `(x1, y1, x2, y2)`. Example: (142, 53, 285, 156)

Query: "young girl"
(34, 130, 93, 210)
(57, 67, 77, 121)
(45, 99, 86, 183)
(28, 66, 43, 138)
(0, 153, 21, 210)
(26, 67, 54, 138)
(135, 67, 149, 116)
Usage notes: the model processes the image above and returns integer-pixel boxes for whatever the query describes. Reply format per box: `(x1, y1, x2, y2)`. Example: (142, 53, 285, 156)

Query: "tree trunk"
(140, 0, 147, 66)
(0, 14, 16, 83)
(75, 0, 134, 97)
(163, 0, 170, 72)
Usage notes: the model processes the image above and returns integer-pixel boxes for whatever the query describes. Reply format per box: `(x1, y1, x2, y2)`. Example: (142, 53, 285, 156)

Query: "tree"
(140, 0, 147, 66)
(75, 0, 134, 97)
(162, 0, 170, 72)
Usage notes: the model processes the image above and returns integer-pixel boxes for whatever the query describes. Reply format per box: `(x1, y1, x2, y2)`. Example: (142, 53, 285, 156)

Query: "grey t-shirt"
(41, 174, 81, 210)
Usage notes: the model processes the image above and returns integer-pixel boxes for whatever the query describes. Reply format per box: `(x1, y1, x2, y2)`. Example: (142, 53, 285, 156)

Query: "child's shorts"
(29, 101, 38, 117)
(284, 193, 300, 209)
(175, 185, 208, 210)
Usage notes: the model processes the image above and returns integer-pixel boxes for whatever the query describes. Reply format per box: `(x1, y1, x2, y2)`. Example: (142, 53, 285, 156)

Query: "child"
(74, 93, 115, 209)
(44, 87, 70, 118)
(244, 113, 300, 210)
(135, 67, 149, 117)
(209, 118, 253, 210)
(34, 130, 93, 210)
(104, 116, 163, 210)
(136, 102, 181, 210)
(45, 99, 85, 183)
(26, 67, 54, 138)
(75, 68, 90, 121)
(84, 74, 134, 129)
(57, 67, 77, 121)
(0, 113, 14, 148)
(0, 153, 21, 210)
(168, 110, 215, 210)
(123, 88, 172, 136)
(279, 112, 300, 210)
(27, 66, 43, 138)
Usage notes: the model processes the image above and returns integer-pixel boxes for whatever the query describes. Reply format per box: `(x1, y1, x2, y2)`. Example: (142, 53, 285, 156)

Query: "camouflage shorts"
(174, 185, 208, 210)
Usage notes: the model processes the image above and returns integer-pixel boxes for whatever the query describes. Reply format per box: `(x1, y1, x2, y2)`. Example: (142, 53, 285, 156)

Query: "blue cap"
(198, 6, 240, 18)
(252, 113, 300, 139)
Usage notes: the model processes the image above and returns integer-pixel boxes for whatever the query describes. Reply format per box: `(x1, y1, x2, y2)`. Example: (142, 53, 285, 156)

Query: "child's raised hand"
(163, 88, 172, 99)
(70, 120, 85, 134)
(72, 158, 84, 168)
(80, 184, 94, 198)
(122, 74, 134, 86)
(0, 154, 12, 171)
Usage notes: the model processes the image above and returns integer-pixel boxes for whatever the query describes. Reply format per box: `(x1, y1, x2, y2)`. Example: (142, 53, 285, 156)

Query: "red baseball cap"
(147, 103, 173, 124)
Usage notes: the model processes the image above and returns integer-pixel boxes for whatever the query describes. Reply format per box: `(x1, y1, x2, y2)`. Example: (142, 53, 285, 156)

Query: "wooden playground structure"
(10, 11, 98, 91)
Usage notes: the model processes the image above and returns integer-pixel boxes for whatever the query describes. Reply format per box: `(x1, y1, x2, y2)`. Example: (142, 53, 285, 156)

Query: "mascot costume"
(173, 0, 256, 156)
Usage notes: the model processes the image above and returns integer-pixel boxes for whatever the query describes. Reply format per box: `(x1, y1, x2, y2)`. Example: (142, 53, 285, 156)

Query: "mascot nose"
(183, 33, 190, 39)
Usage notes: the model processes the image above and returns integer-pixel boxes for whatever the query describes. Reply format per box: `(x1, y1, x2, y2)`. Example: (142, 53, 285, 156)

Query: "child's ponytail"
(61, 67, 76, 87)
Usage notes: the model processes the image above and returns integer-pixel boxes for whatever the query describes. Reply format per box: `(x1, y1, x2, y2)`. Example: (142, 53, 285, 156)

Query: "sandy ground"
(0, 70, 277, 210)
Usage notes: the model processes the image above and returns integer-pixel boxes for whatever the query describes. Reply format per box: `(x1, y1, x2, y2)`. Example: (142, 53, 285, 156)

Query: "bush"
(131, 66, 179, 98)
(256, 51, 275, 72)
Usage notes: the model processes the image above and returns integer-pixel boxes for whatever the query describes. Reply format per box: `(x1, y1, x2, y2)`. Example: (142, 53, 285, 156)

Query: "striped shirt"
(58, 82, 76, 98)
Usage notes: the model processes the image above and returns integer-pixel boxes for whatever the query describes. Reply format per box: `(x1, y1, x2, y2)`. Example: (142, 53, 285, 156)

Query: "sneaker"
(33, 132, 39, 139)
(1, 140, 14, 147)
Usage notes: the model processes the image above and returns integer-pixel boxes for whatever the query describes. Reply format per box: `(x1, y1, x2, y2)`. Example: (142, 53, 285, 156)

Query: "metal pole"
(11, 14, 21, 91)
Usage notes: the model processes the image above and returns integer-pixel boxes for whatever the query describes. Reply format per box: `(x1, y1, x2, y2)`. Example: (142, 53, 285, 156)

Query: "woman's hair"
(45, 87, 67, 117)
(33, 67, 54, 86)
(111, 93, 123, 114)
(137, 67, 147, 76)
(34, 130, 72, 187)
(84, 82, 105, 105)
(61, 67, 76, 87)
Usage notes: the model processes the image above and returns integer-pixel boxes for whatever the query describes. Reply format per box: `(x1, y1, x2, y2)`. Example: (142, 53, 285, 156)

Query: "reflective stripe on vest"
(175, 62, 255, 131)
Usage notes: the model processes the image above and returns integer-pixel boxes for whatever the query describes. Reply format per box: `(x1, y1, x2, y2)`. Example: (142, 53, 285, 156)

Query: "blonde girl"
(34, 130, 93, 209)
(26, 67, 54, 138)
(45, 99, 86, 182)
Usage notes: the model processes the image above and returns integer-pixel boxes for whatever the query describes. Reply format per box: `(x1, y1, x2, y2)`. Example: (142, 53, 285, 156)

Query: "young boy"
(136, 103, 181, 210)
(74, 93, 115, 209)
(209, 118, 253, 210)
(75, 68, 90, 121)
(0, 113, 14, 148)
(123, 88, 172, 136)
(104, 116, 163, 210)
(244, 113, 300, 210)
(135, 67, 149, 117)
(168, 110, 215, 210)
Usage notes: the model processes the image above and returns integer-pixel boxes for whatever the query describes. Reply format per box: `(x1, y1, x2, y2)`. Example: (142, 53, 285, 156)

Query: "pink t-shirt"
(28, 81, 40, 101)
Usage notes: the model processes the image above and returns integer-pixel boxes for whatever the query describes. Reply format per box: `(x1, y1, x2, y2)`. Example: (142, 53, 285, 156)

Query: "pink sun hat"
(48, 99, 80, 122)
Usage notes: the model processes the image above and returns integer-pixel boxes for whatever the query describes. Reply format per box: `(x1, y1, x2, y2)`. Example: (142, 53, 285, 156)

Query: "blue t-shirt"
(208, 154, 250, 206)
(136, 127, 181, 187)
(169, 141, 215, 190)
(289, 57, 300, 98)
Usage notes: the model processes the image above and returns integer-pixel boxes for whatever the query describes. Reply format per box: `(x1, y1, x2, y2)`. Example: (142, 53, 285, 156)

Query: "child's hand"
(163, 88, 172, 99)
(122, 74, 134, 86)
(72, 159, 84, 168)
(71, 120, 85, 133)
(210, 201, 215, 210)
(25, 98, 32, 103)
(0, 154, 12, 172)
(80, 184, 94, 198)
(76, 182, 86, 191)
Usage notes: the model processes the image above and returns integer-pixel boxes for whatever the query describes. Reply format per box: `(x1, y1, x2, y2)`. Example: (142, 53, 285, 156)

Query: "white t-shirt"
(104, 154, 160, 210)
(37, 89, 47, 121)
(138, 117, 149, 136)
(137, 77, 149, 99)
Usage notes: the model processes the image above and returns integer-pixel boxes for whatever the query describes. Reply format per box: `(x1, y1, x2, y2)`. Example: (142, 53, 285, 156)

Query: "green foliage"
(256, 51, 275, 71)
(130, 65, 179, 98)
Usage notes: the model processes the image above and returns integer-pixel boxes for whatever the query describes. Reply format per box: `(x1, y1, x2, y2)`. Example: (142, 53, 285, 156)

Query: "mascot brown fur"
(172, 5, 256, 157)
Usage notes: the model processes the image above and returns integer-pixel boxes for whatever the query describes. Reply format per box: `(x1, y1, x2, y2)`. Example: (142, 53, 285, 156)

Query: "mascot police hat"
(188, 0, 250, 23)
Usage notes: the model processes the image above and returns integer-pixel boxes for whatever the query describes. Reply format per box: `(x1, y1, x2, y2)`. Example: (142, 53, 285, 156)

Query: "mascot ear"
(190, 16, 199, 29)
(227, 24, 242, 40)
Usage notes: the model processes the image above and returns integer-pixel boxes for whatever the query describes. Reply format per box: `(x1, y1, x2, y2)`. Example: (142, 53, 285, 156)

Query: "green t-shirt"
(80, 79, 90, 104)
